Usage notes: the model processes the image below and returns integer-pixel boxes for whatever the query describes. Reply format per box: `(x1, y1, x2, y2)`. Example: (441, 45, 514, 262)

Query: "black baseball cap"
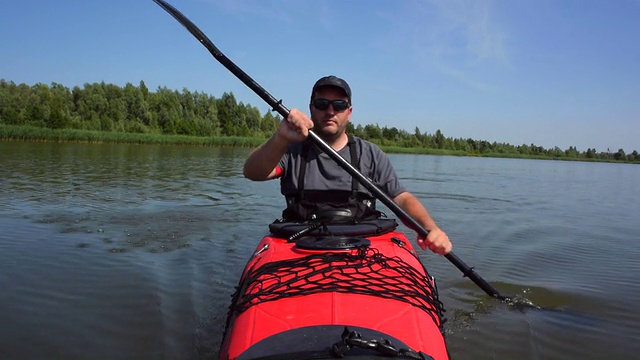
(310, 75, 352, 104)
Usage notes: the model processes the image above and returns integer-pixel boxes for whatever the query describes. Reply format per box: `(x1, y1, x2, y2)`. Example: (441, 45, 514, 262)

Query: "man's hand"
(277, 108, 314, 143)
(417, 227, 452, 255)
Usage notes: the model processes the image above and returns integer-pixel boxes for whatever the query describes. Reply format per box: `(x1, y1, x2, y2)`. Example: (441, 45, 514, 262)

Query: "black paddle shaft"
(152, 0, 508, 302)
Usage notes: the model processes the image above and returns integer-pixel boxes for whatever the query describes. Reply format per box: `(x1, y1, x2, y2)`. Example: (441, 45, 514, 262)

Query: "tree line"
(0, 79, 637, 162)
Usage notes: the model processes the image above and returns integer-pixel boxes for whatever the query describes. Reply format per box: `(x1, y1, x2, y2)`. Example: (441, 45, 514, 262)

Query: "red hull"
(220, 231, 449, 360)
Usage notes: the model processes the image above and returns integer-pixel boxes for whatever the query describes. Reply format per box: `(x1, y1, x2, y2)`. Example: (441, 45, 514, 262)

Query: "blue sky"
(2, 0, 638, 152)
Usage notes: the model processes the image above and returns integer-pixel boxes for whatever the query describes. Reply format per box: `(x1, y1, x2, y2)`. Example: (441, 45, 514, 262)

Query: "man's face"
(309, 86, 352, 141)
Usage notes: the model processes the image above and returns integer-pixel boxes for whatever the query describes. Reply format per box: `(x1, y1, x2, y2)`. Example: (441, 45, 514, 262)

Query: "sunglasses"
(311, 99, 351, 112)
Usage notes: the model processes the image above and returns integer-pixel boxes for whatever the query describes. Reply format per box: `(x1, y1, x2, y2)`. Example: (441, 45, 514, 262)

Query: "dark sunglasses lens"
(313, 99, 330, 110)
(331, 100, 349, 111)
(313, 99, 349, 111)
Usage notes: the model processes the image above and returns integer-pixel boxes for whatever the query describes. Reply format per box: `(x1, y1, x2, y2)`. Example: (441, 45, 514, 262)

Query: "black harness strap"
(296, 135, 359, 199)
(281, 135, 381, 222)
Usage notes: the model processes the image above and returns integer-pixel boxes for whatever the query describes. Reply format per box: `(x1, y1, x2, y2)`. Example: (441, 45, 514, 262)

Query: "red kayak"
(220, 219, 449, 360)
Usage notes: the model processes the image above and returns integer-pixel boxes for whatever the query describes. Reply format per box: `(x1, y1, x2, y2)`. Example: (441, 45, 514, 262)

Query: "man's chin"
(315, 127, 340, 141)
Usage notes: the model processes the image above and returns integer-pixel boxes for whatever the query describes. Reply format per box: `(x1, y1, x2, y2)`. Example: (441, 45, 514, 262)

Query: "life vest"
(281, 135, 382, 223)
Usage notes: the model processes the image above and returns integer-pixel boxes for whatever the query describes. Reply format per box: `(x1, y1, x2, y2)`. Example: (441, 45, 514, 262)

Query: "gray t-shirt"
(277, 136, 406, 199)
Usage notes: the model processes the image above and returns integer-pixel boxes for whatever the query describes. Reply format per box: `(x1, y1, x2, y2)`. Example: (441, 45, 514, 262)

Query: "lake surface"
(1, 141, 639, 360)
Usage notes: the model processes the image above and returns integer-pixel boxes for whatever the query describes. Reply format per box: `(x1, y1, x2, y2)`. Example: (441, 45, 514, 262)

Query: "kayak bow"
(220, 221, 450, 360)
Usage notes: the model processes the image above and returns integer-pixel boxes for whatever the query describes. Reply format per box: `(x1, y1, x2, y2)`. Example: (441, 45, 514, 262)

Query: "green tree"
(217, 92, 239, 135)
(152, 86, 182, 134)
(434, 129, 445, 149)
(613, 149, 626, 161)
(363, 124, 382, 140)
(261, 111, 280, 136)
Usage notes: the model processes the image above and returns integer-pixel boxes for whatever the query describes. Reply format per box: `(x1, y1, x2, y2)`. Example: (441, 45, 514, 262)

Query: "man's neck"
(321, 132, 349, 151)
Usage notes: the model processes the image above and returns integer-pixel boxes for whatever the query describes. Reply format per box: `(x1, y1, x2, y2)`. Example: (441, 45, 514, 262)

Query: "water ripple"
(2, 143, 640, 360)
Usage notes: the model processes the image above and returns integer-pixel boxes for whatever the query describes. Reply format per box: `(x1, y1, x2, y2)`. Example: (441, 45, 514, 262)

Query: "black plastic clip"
(271, 99, 283, 112)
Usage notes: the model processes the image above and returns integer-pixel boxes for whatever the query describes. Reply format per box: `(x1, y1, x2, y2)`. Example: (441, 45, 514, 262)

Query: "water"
(0, 141, 638, 359)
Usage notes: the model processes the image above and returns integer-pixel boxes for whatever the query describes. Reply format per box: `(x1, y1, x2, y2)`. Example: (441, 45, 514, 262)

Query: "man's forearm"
(243, 133, 289, 180)
(394, 192, 439, 232)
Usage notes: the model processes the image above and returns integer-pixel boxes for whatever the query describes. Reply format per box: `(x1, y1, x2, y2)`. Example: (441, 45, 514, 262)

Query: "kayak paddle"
(151, 0, 541, 310)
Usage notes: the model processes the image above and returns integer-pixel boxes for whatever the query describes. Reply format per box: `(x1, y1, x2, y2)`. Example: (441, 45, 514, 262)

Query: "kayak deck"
(220, 231, 449, 360)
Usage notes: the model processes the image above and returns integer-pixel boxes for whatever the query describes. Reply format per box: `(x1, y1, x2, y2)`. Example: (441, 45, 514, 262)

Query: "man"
(243, 75, 452, 255)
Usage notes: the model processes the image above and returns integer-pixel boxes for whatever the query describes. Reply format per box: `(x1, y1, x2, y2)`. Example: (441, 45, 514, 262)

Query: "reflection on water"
(1, 142, 639, 359)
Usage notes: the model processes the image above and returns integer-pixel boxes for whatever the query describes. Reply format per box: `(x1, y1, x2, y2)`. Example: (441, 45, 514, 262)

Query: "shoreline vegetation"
(1, 124, 633, 164)
(1, 79, 638, 164)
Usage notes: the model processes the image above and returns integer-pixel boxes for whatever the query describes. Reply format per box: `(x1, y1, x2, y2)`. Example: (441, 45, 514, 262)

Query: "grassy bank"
(1, 125, 466, 156)
(0, 124, 265, 148)
(0, 124, 632, 163)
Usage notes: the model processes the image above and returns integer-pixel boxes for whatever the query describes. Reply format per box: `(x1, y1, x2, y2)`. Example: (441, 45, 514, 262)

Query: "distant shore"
(2, 124, 633, 164)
